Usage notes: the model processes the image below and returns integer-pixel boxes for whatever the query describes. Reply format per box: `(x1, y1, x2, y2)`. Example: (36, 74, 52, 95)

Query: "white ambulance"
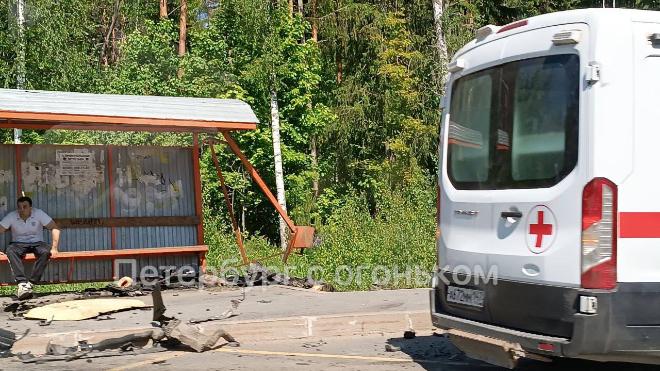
(432, 8, 660, 367)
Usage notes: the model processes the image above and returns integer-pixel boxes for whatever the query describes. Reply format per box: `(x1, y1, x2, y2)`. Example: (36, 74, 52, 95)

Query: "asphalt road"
(2, 331, 658, 371)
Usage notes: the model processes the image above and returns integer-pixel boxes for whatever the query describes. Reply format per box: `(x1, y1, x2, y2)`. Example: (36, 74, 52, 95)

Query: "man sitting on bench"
(0, 196, 60, 299)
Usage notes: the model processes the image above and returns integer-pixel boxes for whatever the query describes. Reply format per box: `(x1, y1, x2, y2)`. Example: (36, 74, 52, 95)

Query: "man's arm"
(0, 214, 9, 235)
(45, 221, 60, 255)
(0, 222, 7, 256)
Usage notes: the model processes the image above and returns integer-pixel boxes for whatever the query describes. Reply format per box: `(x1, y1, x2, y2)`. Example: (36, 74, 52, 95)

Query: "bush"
(204, 179, 436, 292)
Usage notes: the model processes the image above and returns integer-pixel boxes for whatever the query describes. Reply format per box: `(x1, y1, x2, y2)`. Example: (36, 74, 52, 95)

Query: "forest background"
(0, 0, 656, 290)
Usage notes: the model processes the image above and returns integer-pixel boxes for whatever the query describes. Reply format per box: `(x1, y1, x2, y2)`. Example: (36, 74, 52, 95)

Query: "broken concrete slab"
(164, 319, 238, 352)
(0, 328, 16, 350)
(24, 298, 150, 321)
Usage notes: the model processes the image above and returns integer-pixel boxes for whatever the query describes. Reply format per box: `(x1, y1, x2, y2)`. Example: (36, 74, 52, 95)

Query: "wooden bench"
(0, 216, 209, 284)
(0, 245, 208, 262)
(0, 245, 209, 285)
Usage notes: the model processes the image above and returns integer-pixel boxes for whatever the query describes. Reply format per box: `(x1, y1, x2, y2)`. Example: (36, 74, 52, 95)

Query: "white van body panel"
(617, 20, 660, 283)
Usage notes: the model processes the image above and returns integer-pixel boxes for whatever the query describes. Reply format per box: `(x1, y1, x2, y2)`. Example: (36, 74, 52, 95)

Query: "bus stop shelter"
(0, 89, 313, 285)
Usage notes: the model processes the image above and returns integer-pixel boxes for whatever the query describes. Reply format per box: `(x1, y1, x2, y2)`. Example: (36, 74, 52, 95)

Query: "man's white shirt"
(0, 208, 53, 243)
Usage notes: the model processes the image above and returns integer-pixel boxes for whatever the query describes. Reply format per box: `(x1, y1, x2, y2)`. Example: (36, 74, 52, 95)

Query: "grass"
(204, 188, 436, 292)
(0, 282, 108, 297)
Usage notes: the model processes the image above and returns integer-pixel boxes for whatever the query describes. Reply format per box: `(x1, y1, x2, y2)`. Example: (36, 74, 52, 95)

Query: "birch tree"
(14, 0, 25, 144)
(178, 0, 187, 78)
(270, 87, 288, 249)
(432, 0, 449, 89)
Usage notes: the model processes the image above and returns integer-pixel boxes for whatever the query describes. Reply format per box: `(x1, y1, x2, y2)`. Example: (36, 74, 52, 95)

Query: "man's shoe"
(16, 282, 33, 300)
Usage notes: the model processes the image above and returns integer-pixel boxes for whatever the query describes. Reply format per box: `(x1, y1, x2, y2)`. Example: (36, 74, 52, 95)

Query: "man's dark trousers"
(5, 242, 51, 284)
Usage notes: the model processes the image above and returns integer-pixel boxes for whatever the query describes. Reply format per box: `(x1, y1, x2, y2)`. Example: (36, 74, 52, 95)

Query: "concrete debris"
(200, 274, 226, 287)
(45, 328, 165, 356)
(385, 344, 401, 352)
(164, 319, 238, 352)
(38, 315, 54, 326)
(0, 328, 16, 351)
(301, 340, 327, 349)
(153, 283, 239, 352)
(188, 289, 243, 324)
(24, 298, 150, 321)
(103, 278, 145, 297)
(13, 285, 240, 363)
(188, 309, 236, 324)
(17, 345, 168, 364)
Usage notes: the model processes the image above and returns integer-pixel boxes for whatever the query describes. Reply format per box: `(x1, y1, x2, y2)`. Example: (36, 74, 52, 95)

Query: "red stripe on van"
(619, 213, 660, 238)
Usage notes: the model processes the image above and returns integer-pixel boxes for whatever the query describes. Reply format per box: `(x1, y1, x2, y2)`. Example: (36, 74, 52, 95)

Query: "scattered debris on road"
(301, 339, 327, 349)
(384, 344, 401, 352)
(24, 298, 150, 321)
(9, 283, 241, 363)
(0, 328, 16, 351)
(16, 345, 167, 364)
(163, 319, 238, 352)
(217, 263, 335, 292)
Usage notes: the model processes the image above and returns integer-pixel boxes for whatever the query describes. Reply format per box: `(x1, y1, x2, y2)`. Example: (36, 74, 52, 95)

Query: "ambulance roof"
(453, 8, 660, 61)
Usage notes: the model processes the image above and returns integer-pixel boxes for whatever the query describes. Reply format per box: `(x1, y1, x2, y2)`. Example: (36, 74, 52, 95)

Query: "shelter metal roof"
(0, 89, 259, 133)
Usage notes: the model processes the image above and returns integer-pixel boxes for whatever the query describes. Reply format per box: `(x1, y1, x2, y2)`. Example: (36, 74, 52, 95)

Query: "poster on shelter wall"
(56, 149, 95, 176)
(21, 148, 105, 197)
(0, 169, 12, 184)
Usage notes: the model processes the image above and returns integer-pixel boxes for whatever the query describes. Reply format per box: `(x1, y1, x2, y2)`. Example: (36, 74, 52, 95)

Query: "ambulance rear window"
(447, 54, 579, 189)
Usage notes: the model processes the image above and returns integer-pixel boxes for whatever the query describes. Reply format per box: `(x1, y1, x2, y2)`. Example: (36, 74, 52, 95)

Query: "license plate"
(446, 286, 485, 308)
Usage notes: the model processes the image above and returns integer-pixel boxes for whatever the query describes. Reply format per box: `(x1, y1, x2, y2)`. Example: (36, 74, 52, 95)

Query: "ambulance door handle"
(501, 211, 523, 219)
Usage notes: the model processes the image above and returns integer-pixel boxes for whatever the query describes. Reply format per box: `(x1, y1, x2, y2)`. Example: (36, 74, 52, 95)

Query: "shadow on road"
(387, 335, 660, 371)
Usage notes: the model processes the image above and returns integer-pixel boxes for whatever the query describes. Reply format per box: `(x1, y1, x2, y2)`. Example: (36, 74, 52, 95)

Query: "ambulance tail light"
(581, 178, 618, 290)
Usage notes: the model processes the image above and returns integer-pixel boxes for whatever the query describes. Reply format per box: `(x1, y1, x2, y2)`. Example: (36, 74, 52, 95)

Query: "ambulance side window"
(510, 55, 579, 183)
(447, 71, 495, 184)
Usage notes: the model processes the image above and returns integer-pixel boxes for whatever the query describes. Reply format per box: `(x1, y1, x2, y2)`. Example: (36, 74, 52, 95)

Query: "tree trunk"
(432, 0, 449, 88)
(334, 0, 342, 84)
(241, 203, 246, 232)
(14, 0, 26, 144)
(270, 88, 288, 249)
(100, 0, 121, 67)
(297, 0, 303, 15)
(288, 0, 294, 17)
(433, 0, 449, 236)
(159, 0, 167, 19)
(177, 0, 187, 78)
(311, 0, 318, 41)
(311, 135, 319, 198)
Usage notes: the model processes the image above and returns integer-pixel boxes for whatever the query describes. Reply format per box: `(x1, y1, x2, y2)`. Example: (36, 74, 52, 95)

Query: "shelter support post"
(209, 142, 249, 265)
(192, 133, 206, 272)
(219, 131, 316, 263)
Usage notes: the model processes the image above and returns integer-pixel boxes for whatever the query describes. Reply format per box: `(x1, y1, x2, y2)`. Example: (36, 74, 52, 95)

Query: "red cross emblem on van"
(526, 206, 557, 254)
